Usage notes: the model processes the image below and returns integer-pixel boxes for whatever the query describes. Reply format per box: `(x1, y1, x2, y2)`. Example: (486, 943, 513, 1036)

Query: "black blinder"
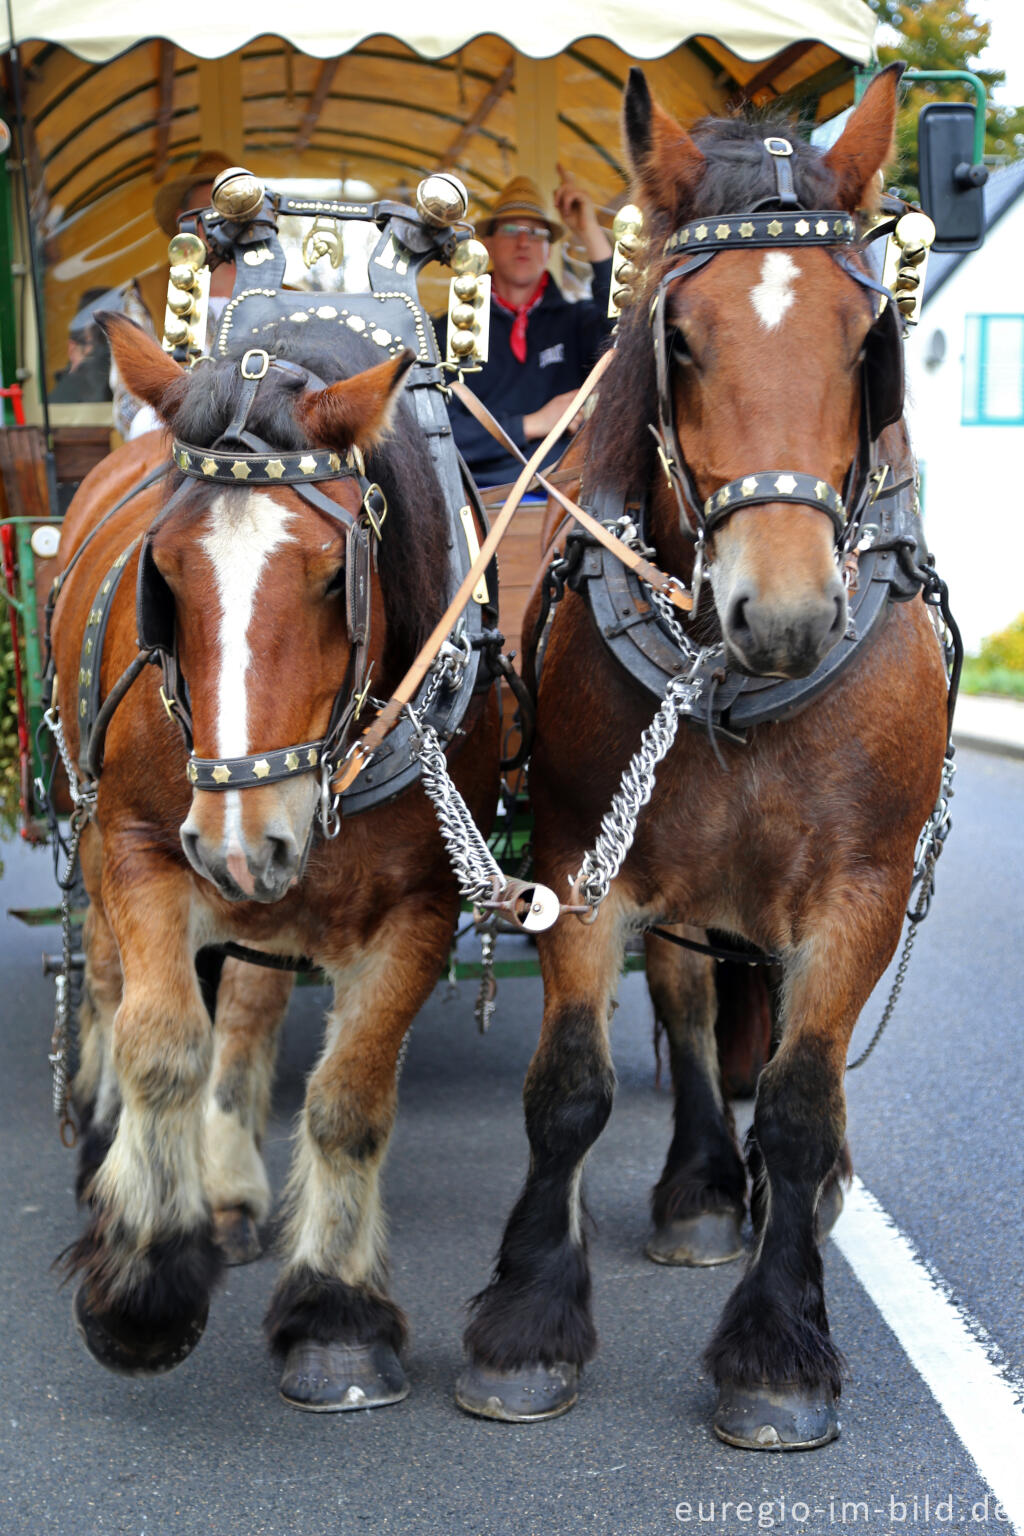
(135, 535, 177, 654)
(863, 296, 905, 433)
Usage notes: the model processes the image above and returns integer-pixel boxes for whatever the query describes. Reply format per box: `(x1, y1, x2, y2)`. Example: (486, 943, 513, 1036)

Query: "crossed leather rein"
(333, 350, 695, 793)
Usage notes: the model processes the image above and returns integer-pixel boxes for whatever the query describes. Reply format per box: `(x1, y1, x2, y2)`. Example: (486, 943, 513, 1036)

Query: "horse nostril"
(830, 594, 846, 637)
(263, 833, 299, 882)
(181, 827, 205, 874)
(727, 593, 753, 642)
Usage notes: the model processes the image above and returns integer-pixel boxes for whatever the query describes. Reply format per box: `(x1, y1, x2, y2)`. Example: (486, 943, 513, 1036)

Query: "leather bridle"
(646, 170, 905, 565)
(139, 348, 384, 813)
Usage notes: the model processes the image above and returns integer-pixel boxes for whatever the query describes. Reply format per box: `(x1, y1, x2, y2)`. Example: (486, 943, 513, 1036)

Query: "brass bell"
(612, 203, 644, 241)
(616, 230, 643, 257)
(896, 292, 917, 316)
(416, 173, 469, 227)
(167, 287, 195, 317)
(169, 263, 198, 292)
(164, 315, 190, 346)
(451, 238, 489, 277)
(167, 232, 206, 270)
(453, 273, 479, 301)
(896, 266, 921, 290)
(450, 329, 478, 358)
(895, 210, 936, 253)
(614, 258, 639, 285)
(211, 167, 265, 222)
(451, 303, 478, 332)
(900, 243, 927, 267)
(613, 286, 636, 309)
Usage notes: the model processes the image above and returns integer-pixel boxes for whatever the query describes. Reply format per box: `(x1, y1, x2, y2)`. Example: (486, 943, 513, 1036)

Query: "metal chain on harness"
(41, 704, 96, 1142)
(571, 668, 711, 913)
(846, 746, 956, 1071)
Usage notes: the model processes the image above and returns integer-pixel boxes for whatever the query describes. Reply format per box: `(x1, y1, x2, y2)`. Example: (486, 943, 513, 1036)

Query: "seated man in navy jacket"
(437, 170, 613, 487)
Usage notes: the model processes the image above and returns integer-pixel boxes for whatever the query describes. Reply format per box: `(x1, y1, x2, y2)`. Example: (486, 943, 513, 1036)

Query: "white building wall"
(904, 202, 1024, 653)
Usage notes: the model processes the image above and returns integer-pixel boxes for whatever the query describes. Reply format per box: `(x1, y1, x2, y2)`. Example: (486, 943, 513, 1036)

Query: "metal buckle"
(361, 483, 388, 540)
(240, 348, 271, 381)
(763, 137, 793, 157)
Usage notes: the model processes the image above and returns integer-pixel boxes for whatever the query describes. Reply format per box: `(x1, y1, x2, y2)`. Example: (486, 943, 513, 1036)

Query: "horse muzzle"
(718, 573, 847, 679)
(180, 796, 312, 903)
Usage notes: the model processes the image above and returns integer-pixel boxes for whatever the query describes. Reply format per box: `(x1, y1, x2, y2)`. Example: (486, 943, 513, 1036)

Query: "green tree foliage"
(866, 0, 1024, 197)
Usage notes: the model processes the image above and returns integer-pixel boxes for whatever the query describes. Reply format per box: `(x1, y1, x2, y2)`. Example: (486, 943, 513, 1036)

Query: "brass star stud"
(231, 461, 252, 480)
(298, 456, 318, 476)
(695, 224, 709, 241)
(284, 752, 300, 771)
(187, 762, 198, 784)
(306, 748, 318, 766)
(774, 474, 798, 496)
(814, 480, 829, 501)
(252, 759, 271, 779)
(715, 224, 731, 241)
(716, 486, 731, 508)
(328, 453, 342, 472)
(767, 220, 783, 237)
(739, 222, 754, 238)
(201, 457, 218, 476)
(212, 764, 232, 784)
(795, 219, 810, 237)
(265, 460, 286, 479)
(816, 219, 829, 236)
(741, 476, 759, 497)
(177, 449, 191, 470)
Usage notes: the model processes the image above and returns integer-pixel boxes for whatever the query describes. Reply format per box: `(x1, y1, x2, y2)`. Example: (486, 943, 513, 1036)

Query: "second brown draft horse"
(457, 65, 950, 1447)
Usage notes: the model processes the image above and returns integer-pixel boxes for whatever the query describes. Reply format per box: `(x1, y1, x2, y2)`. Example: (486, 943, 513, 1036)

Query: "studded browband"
(703, 471, 846, 538)
(663, 210, 858, 256)
(171, 441, 351, 485)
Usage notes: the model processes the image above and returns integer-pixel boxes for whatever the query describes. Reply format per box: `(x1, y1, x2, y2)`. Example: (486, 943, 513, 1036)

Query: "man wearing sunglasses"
(438, 168, 613, 487)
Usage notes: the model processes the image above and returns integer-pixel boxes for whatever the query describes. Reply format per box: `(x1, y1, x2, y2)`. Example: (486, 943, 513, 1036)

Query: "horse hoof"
(73, 1285, 208, 1377)
(713, 1380, 840, 1451)
(646, 1210, 745, 1267)
(212, 1205, 263, 1266)
(816, 1180, 845, 1241)
(455, 1360, 579, 1422)
(279, 1340, 409, 1413)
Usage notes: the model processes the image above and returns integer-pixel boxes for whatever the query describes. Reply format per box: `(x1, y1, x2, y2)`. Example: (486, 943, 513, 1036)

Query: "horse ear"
(297, 350, 416, 451)
(98, 311, 185, 420)
(823, 62, 906, 212)
(623, 67, 705, 216)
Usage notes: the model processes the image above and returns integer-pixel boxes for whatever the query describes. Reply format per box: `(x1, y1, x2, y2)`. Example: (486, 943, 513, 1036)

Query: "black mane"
(586, 114, 844, 498)
(169, 318, 450, 678)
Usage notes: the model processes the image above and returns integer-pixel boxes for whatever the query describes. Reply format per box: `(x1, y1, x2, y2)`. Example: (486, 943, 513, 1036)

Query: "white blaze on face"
(200, 491, 296, 852)
(751, 251, 800, 330)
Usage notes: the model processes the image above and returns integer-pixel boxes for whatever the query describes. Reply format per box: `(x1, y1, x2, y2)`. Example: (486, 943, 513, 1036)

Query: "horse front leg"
(644, 928, 747, 1267)
(72, 889, 124, 1204)
(456, 894, 626, 1423)
(204, 958, 293, 1265)
(704, 893, 904, 1450)
(66, 865, 220, 1376)
(265, 899, 454, 1413)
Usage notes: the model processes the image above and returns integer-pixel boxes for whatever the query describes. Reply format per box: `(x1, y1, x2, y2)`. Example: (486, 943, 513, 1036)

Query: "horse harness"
(552, 149, 947, 742)
(64, 347, 498, 829)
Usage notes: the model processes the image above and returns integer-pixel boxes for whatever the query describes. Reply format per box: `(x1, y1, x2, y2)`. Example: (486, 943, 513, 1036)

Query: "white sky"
(973, 0, 1024, 104)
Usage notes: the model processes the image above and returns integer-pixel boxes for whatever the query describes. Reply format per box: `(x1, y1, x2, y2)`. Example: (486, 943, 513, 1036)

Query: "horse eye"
(324, 562, 346, 596)
(671, 331, 693, 367)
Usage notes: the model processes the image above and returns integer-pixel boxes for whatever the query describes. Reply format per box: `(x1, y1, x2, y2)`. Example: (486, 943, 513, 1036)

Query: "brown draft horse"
(52, 313, 498, 1407)
(456, 66, 948, 1447)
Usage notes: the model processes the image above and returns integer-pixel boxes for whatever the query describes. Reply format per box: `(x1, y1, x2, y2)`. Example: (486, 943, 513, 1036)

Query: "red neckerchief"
(493, 272, 549, 363)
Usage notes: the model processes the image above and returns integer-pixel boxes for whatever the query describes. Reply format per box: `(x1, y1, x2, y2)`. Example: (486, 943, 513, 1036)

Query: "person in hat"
(115, 151, 236, 437)
(437, 166, 613, 486)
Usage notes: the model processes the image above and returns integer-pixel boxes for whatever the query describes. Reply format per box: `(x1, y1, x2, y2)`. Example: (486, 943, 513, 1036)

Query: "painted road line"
(834, 1177, 1024, 1534)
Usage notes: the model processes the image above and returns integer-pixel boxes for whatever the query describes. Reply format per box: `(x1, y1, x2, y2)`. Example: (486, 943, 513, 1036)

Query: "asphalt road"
(0, 745, 1021, 1536)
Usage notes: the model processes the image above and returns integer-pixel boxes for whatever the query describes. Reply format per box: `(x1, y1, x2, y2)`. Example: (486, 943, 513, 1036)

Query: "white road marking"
(750, 251, 799, 330)
(835, 1177, 1024, 1533)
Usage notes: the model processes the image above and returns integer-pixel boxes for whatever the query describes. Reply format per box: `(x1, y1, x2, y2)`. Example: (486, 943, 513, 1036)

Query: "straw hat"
(153, 151, 234, 237)
(479, 176, 563, 241)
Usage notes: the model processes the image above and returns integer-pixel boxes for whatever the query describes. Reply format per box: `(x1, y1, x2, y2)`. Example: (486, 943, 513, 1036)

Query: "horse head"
(104, 314, 421, 902)
(610, 64, 904, 679)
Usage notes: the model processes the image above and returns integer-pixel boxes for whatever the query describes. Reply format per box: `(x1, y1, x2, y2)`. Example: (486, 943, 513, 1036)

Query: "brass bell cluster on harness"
(608, 204, 645, 318)
(880, 210, 936, 327)
(161, 231, 211, 358)
(445, 237, 491, 369)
